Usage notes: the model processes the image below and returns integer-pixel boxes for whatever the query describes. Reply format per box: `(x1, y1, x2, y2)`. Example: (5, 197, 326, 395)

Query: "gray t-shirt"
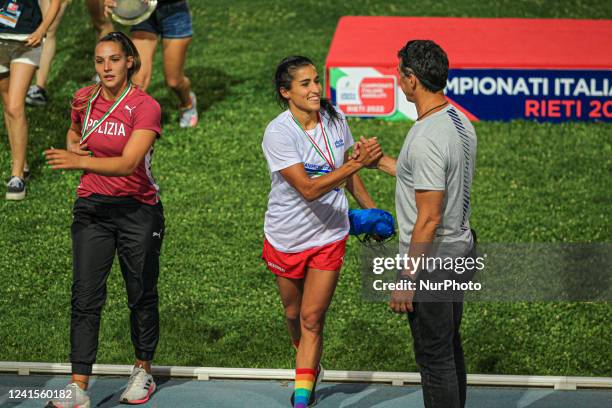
(396, 104, 477, 257)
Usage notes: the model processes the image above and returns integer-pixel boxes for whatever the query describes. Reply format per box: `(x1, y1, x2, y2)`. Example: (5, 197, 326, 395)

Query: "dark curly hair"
(397, 40, 448, 93)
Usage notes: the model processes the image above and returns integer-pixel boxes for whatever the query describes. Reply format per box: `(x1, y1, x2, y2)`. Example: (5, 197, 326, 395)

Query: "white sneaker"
(26, 85, 48, 106)
(179, 91, 198, 128)
(119, 366, 156, 404)
(45, 383, 90, 408)
(6, 176, 26, 200)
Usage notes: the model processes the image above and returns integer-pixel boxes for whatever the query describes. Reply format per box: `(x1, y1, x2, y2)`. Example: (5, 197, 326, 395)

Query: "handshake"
(350, 136, 384, 168)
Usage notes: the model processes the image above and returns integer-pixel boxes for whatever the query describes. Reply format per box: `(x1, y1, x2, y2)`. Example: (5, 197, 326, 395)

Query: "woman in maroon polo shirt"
(44, 31, 162, 407)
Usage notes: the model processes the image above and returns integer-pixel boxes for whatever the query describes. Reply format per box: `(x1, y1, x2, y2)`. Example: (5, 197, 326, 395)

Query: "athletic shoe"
(119, 366, 156, 404)
(6, 176, 25, 200)
(25, 85, 48, 106)
(179, 92, 198, 128)
(290, 364, 324, 407)
(45, 382, 91, 408)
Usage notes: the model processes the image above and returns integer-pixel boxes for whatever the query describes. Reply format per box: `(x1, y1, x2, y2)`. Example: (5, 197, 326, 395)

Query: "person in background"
(27, 0, 115, 106)
(104, 0, 198, 128)
(44, 31, 163, 407)
(0, 0, 60, 200)
(25, 0, 69, 106)
(87, 0, 114, 39)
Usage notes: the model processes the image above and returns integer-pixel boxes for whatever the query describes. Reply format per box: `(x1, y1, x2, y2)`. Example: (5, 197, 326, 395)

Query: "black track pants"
(406, 233, 477, 408)
(69, 196, 164, 376)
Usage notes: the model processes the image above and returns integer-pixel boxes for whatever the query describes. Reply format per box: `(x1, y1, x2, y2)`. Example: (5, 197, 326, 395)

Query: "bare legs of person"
(26, 0, 69, 107)
(86, 0, 114, 39)
(131, 31, 197, 127)
(277, 268, 339, 406)
(130, 31, 157, 91)
(277, 275, 303, 349)
(162, 37, 193, 109)
(35, 0, 68, 89)
(86, 0, 114, 84)
(1, 63, 36, 199)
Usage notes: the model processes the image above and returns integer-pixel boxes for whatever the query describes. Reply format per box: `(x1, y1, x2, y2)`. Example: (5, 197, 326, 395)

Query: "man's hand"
(352, 137, 382, 168)
(389, 287, 415, 313)
(351, 136, 380, 159)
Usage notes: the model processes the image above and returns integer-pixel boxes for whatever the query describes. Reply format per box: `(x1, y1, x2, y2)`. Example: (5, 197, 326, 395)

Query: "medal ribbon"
(80, 83, 132, 145)
(290, 111, 336, 170)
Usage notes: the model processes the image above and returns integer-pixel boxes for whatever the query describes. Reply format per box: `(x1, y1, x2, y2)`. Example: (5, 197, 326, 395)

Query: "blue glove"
(348, 208, 395, 239)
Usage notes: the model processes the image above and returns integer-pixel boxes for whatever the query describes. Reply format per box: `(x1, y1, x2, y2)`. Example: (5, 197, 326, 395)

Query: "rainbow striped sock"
(293, 367, 316, 408)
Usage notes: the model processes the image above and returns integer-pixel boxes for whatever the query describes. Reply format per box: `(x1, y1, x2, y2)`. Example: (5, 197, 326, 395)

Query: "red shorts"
(262, 236, 348, 279)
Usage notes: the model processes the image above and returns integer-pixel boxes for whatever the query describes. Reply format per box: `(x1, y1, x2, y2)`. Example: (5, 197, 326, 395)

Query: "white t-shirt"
(262, 109, 355, 253)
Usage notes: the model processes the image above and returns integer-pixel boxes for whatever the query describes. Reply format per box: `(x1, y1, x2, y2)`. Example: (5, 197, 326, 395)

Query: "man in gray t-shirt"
(358, 40, 477, 408)
(396, 102, 476, 258)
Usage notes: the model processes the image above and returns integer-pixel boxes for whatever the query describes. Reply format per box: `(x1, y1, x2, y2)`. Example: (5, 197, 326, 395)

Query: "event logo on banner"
(446, 69, 612, 122)
(336, 75, 396, 117)
(329, 67, 611, 122)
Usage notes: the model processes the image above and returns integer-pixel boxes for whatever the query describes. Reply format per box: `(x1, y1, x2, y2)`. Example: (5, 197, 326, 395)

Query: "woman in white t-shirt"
(262, 55, 381, 407)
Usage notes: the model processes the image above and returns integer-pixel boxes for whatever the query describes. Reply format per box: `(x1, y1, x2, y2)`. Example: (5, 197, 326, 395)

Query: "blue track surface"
(1, 375, 610, 407)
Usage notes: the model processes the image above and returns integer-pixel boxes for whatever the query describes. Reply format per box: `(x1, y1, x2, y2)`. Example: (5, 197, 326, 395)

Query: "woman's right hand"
(353, 137, 383, 168)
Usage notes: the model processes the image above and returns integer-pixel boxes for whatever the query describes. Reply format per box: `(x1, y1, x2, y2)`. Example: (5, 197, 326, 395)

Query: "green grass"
(0, 1, 611, 376)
